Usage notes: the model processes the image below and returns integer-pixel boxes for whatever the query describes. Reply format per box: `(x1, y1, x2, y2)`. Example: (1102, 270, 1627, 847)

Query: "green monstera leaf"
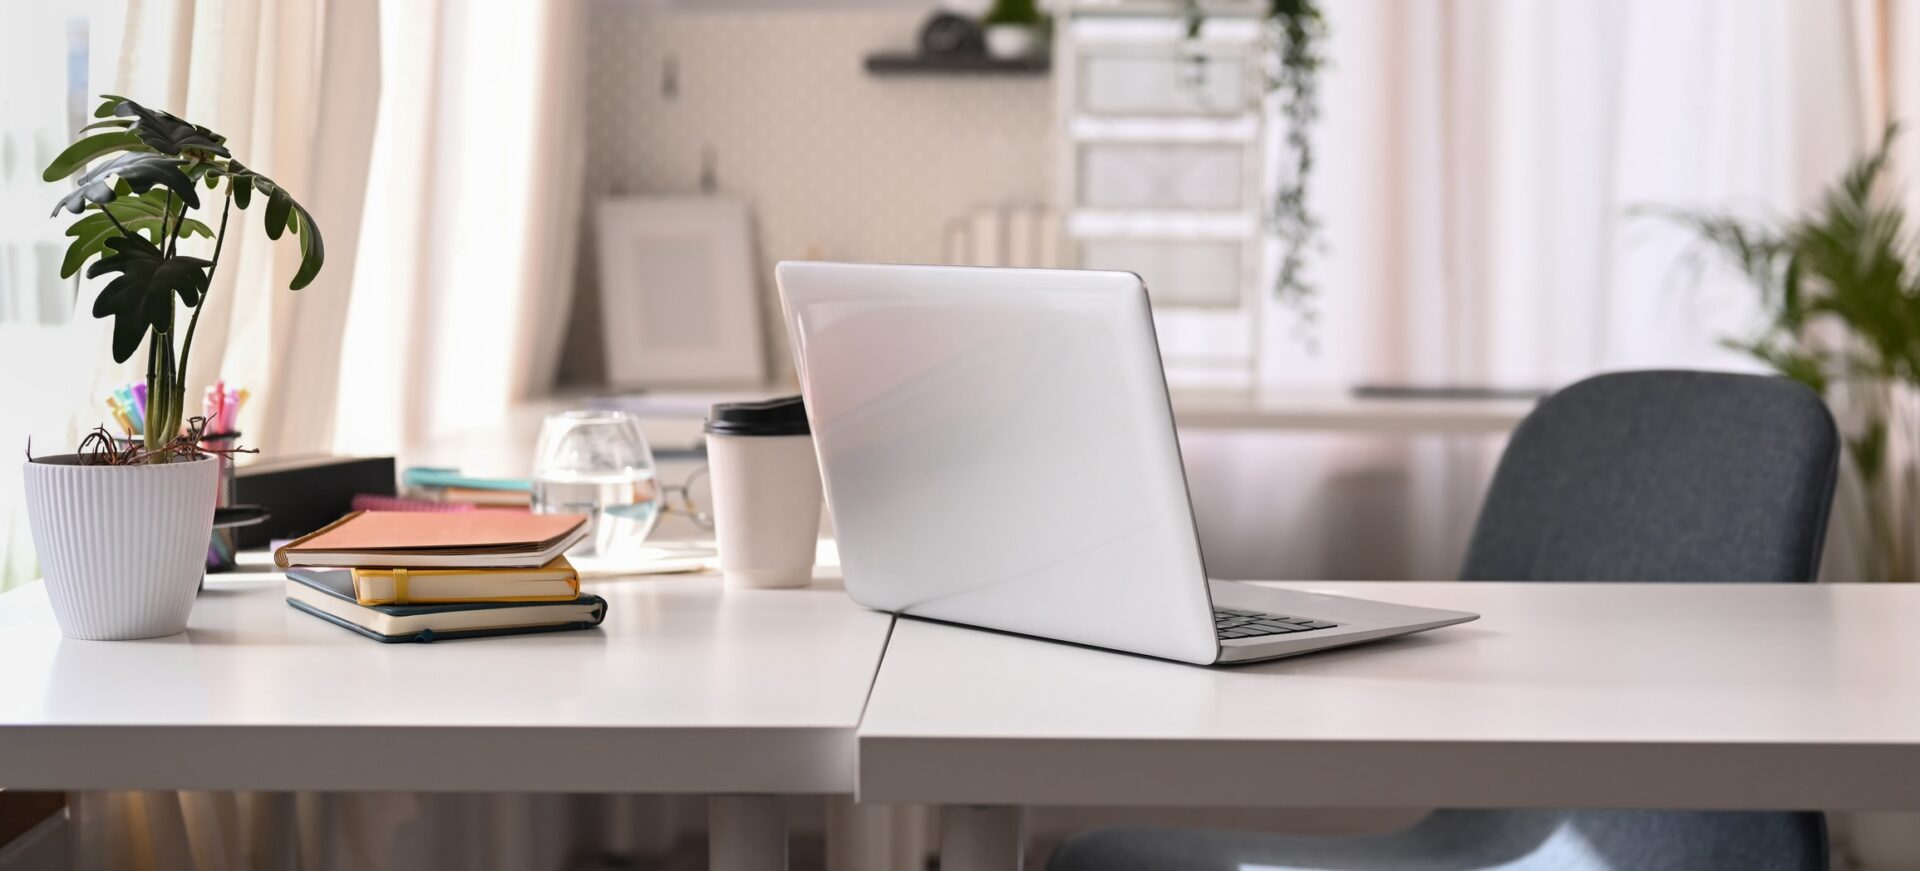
(51, 151, 200, 216)
(59, 189, 213, 278)
(287, 201, 325, 290)
(112, 99, 229, 157)
(92, 94, 133, 118)
(40, 129, 149, 182)
(225, 161, 325, 290)
(86, 233, 211, 363)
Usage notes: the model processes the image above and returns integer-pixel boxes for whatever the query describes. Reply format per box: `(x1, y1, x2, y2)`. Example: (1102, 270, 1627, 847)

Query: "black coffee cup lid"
(706, 395, 810, 436)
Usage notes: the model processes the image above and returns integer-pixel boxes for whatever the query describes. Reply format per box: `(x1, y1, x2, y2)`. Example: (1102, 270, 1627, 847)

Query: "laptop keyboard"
(1215, 608, 1340, 640)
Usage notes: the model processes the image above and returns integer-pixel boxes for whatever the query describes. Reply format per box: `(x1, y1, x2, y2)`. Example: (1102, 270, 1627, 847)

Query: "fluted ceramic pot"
(22, 454, 216, 640)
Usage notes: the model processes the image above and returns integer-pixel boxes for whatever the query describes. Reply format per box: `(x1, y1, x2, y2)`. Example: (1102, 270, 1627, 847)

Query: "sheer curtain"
(333, 0, 588, 456)
(1188, 0, 1881, 582)
(0, 0, 380, 591)
(80, 0, 385, 459)
(0, 4, 133, 590)
(0, 0, 585, 584)
(51, 0, 588, 866)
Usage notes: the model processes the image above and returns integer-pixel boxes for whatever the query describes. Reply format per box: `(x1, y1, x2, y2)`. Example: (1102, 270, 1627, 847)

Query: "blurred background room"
(5, 0, 1920, 868)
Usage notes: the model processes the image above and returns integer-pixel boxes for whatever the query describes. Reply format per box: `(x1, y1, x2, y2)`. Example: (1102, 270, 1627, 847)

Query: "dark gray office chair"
(1049, 371, 1840, 871)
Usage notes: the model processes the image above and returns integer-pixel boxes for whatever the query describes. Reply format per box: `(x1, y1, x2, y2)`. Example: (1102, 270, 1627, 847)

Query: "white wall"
(567, 4, 1054, 384)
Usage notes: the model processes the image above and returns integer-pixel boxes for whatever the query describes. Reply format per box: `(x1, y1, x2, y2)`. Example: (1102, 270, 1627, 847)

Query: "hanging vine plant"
(1267, 0, 1326, 331)
(1182, 0, 1328, 338)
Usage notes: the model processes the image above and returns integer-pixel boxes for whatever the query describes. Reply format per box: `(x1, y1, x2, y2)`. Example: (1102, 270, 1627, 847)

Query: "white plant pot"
(984, 24, 1040, 60)
(23, 454, 217, 640)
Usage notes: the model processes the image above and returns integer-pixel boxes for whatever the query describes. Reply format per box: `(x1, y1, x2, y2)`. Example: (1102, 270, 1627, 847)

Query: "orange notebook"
(274, 510, 589, 569)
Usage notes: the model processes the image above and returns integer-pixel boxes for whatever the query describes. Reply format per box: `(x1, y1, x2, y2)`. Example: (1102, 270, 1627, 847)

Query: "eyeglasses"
(658, 465, 715, 531)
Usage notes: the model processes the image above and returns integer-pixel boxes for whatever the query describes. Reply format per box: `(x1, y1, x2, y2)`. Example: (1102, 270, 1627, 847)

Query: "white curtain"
(1186, 0, 1879, 581)
(333, 0, 588, 456)
(100, 0, 385, 457)
(0, 0, 586, 587)
(45, 0, 588, 866)
(0, 3, 132, 589)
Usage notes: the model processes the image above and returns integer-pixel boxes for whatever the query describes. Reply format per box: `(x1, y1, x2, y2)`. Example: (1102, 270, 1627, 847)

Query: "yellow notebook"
(349, 556, 580, 605)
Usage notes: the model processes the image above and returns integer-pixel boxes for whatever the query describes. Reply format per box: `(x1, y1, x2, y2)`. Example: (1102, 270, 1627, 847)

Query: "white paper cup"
(707, 429, 823, 589)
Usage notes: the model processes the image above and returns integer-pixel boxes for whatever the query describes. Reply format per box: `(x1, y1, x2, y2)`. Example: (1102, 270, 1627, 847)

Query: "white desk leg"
(709, 795, 788, 871)
(488, 793, 537, 871)
(941, 805, 1026, 871)
(894, 804, 936, 871)
(825, 795, 895, 871)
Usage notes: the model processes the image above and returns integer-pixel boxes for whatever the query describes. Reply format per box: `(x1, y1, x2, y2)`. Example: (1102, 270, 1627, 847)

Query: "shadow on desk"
(1227, 625, 1497, 674)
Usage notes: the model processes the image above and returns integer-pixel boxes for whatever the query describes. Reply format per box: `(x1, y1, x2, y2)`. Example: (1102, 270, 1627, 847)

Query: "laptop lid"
(775, 262, 1220, 664)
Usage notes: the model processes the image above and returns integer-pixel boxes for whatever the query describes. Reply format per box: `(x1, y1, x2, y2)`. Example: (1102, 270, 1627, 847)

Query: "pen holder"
(202, 432, 241, 573)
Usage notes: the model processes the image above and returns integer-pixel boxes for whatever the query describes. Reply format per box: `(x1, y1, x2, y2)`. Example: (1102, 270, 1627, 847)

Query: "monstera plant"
(22, 95, 324, 642)
(41, 94, 322, 458)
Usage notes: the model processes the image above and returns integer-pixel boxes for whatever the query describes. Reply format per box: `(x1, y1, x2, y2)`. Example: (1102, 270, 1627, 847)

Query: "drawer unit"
(1078, 47, 1254, 116)
(1058, 3, 1268, 388)
(1080, 238, 1246, 308)
(1078, 142, 1249, 210)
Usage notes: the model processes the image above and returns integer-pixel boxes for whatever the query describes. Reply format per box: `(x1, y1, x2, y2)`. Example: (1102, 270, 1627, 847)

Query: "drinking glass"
(531, 411, 662, 557)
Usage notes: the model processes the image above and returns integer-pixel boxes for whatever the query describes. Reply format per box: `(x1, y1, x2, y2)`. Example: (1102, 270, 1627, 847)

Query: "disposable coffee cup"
(706, 396, 823, 589)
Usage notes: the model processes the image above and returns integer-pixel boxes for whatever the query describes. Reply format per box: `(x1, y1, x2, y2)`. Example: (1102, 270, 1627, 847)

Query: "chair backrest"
(1461, 370, 1840, 583)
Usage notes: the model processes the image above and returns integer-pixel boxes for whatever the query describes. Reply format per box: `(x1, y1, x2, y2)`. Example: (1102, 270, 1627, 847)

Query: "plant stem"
(165, 187, 186, 258)
(144, 327, 160, 450)
(160, 189, 174, 247)
(102, 207, 136, 242)
(176, 190, 233, 409)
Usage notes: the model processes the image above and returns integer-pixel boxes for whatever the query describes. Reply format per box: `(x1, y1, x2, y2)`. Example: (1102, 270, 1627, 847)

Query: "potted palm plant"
(25, 95, 322, 640)
(1663, 125, 1918, 584)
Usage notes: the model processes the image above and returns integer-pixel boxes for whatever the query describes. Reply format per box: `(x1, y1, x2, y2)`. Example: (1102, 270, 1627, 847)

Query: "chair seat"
(1048, 809, 1829, 871)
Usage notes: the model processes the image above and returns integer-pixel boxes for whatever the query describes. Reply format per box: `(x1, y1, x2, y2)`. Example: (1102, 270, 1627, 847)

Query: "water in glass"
(531, 411, 663, 557)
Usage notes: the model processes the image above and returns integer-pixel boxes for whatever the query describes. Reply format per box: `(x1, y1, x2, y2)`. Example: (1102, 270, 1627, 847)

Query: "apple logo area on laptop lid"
(775, 261, 1222, 664)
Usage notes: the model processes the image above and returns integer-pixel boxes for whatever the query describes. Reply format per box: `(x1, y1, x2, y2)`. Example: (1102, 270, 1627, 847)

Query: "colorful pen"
(105, 398, 135, 437)
(115, 387, 143, 435)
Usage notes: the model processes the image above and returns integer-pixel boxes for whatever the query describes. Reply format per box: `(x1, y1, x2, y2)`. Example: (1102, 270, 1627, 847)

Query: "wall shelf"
(863, 53, 1051, 76)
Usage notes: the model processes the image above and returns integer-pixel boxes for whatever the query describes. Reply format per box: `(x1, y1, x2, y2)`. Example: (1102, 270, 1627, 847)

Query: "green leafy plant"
(1267, 0, 1326, 332)
(1661, 124, 1920, 580)
(1181, 0, 1327, 336)
(42, 95, 323, 461)
(983, 0, 1044, 27)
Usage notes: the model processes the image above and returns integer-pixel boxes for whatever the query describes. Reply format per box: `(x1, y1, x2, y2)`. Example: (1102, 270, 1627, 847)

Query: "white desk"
(858, 581, 1920, 870)
(0, 559, 892, 870)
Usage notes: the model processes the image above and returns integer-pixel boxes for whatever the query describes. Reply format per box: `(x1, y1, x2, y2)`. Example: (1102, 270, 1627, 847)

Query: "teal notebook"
(286, 568, 606, 643)
(401, 467, 531, 492)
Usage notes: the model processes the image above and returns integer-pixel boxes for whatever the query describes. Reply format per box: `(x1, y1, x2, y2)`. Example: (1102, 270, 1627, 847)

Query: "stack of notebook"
(275, 511, 606, 643)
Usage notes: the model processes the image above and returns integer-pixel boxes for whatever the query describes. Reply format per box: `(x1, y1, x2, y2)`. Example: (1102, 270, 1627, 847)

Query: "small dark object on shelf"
(919, 11, 985, 57)
(865, 9, 1048, 76)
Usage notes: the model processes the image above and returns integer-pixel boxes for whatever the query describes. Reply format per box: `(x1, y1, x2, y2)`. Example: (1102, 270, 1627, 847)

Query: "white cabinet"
(1080, 238, 1244, 307)
(1078, 48, 1253, 115)
(1078, 143, 1248, 210)
(1056, 3, 1268, 388)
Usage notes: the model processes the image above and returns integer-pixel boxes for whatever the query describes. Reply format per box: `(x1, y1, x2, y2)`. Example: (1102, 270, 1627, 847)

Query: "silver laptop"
(775, 262, 1477, 665)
